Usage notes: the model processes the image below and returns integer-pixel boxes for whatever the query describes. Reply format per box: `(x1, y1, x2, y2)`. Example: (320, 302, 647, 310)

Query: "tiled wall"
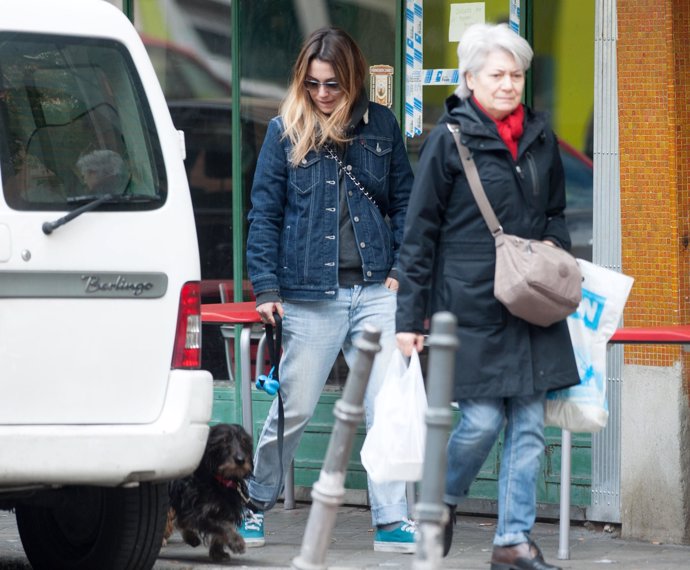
(617, 0, 690, 374)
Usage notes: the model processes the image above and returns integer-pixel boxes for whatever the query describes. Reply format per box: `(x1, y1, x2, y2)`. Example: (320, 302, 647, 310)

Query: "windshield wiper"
(42, 193, 161, 235)
(65, 193, 160, 205)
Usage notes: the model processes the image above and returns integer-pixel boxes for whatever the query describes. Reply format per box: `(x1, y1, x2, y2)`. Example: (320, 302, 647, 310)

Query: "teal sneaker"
(374, 518, 417, 553)
(238, 508, 265, 547)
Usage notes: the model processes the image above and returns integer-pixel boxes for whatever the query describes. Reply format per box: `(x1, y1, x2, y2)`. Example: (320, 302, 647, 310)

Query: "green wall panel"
(212, 383, 591, 510)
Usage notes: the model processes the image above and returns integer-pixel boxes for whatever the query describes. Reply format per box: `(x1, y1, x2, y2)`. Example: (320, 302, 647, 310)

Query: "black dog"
(166, 423, 254, 561)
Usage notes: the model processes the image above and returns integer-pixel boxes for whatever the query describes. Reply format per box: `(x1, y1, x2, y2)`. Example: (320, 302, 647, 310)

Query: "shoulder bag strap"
(446, 123, 503, 236)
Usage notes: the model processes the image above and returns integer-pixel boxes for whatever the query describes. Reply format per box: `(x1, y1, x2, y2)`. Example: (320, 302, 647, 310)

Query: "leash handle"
(256, 313, 281, 395)
(263, 314, 282, 382)
(258, 313, 285, 511)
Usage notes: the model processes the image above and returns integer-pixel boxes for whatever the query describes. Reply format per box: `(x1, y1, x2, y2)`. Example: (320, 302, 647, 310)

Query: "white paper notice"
(449, 3, 485, 42)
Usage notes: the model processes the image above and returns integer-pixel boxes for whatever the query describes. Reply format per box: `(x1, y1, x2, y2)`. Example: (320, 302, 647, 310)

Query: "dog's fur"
(165, 423, 254, 562)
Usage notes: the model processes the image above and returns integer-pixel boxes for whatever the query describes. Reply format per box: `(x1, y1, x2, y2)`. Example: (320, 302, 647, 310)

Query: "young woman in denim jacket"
(244, 27, 415, 553)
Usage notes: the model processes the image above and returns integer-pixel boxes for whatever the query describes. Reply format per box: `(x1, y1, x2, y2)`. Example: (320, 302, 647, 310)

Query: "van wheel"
(15, 483, 168, 570)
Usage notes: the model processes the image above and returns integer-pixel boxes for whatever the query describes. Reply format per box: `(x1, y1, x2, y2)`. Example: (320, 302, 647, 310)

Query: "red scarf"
(472, 97, 524, 160)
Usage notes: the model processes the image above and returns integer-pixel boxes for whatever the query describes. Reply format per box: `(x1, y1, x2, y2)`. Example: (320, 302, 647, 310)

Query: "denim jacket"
(247, 102, 413, 301)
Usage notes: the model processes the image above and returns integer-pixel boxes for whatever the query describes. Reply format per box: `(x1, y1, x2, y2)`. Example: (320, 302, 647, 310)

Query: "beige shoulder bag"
(446, 123, 582, 327)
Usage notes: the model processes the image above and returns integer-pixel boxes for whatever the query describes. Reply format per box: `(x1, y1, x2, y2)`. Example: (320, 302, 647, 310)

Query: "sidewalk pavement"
(3, 503, 690, 569)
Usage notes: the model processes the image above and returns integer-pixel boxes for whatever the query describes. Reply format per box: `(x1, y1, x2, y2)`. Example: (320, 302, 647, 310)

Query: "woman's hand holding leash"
(257, 301, 284, 325)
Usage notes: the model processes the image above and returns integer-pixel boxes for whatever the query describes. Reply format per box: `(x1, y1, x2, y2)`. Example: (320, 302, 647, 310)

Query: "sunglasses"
(303, 79, 341, 94)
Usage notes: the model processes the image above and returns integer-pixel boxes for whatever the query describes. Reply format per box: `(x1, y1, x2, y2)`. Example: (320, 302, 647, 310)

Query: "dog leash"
(255, 314, 284, 510)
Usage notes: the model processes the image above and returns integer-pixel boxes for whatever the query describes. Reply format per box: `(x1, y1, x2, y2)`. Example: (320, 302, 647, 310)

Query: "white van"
(0, 1, 213, 568)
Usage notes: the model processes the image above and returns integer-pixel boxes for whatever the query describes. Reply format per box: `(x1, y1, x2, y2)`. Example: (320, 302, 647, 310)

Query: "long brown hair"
(280, 27, 366, 166)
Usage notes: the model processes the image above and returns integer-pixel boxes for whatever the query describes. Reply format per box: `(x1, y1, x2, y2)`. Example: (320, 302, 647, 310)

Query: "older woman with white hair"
(76, 149, 128, 194)
(396, 23, 578, 569)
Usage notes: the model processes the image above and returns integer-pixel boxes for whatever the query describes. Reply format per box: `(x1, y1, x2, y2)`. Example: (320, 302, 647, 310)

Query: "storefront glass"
(126, 0, 233, 378)
(417, 0, 594, 260)
(119, 0, 593, 369)
(126, 0, 233, 286)
(119, 1, 594, 285)
(532, 0, 595, 260)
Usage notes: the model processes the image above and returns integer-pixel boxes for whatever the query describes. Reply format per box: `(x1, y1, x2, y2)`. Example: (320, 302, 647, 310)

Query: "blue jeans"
(444, 394, 546, 546)
(248, 284, 408, 526)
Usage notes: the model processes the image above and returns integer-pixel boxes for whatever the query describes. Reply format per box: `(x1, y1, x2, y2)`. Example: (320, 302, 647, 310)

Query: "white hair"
(76, 149, 124, 178)
(454, 23, 534, 100)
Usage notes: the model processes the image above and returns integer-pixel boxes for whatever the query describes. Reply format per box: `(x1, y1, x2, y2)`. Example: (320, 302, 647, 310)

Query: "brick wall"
(618, 0, 690, 373)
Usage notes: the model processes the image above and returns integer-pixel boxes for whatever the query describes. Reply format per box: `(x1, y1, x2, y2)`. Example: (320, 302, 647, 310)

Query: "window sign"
(449, 2, 485, 42)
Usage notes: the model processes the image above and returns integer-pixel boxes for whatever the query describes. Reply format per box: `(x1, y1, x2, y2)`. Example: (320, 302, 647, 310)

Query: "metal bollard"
(292, 324, 381, 570)
(557, 429, 572, 560)
(414, 312, 458, 570)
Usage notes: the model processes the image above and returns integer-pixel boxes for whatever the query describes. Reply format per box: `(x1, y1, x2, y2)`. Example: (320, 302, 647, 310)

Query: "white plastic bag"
(360, 349, 427, 482)
(545, 259, 634, 432)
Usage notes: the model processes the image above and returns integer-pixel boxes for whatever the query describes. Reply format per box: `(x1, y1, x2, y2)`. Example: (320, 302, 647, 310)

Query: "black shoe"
(490, 540, 562, 570)
(443, 504, 456, 557)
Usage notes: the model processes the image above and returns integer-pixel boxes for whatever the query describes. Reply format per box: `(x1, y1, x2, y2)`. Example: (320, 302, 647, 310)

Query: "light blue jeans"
(444, 393, 546, 546)
(248, 284, 408, 526)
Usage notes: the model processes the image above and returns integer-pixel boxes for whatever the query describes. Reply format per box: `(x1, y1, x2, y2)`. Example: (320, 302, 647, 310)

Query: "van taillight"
(172, 281, 202, 369)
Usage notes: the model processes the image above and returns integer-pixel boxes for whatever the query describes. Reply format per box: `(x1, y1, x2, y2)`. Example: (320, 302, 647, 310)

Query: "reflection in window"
(142, 37, 231, 101)
(0, 33, 166, 211)
(134, 0, 235, 380)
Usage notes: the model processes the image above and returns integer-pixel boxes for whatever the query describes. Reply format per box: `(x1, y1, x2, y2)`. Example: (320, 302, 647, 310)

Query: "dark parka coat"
(396, 95, 579, 400)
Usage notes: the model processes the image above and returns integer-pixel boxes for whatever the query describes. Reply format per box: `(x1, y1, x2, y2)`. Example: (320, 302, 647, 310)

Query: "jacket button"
(353, 216, 360, 222)
(348, 191, 353, 196)
(346, 165, 353, 171)
(359, 242, 366, 248)
(366, 271, 372, 277)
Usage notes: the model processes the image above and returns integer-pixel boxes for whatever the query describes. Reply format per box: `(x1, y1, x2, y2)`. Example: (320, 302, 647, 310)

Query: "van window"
(0, 33, 167, 211)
